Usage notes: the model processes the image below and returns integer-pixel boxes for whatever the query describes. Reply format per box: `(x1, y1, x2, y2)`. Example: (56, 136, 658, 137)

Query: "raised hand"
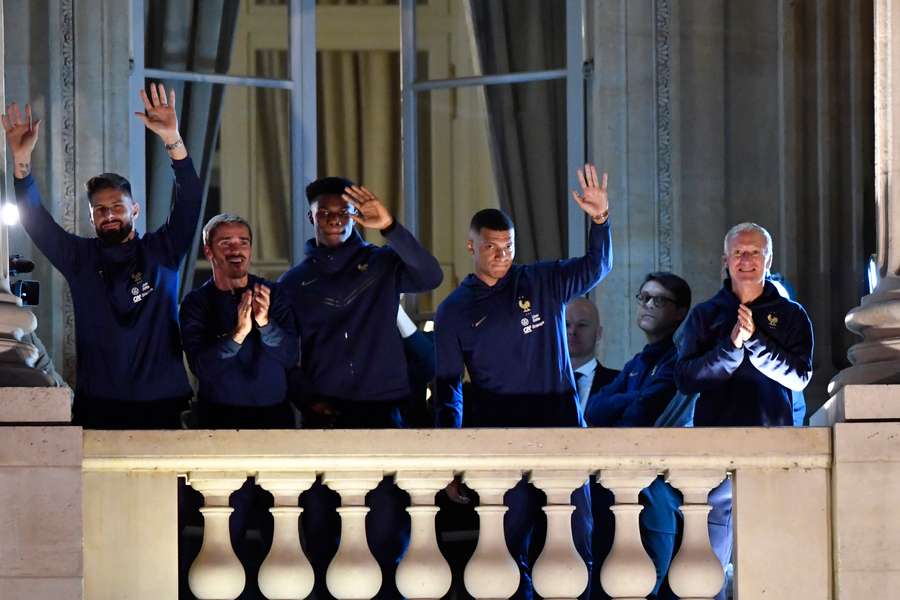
(252, 283, 271, 328)
(2, 103, 41, 177)
(571, 164, 609, 224)
(134, 83, 181, 148)
(233, 290, 254, 344)
(343, 185, 395, 230)
(730, 304, 755, 348)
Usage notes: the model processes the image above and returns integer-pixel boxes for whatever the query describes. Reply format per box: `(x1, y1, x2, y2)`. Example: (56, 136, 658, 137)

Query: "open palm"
(2, 103, 41, 159)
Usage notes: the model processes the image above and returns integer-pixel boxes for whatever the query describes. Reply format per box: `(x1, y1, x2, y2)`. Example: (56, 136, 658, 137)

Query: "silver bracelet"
(164, 138, 183, 151)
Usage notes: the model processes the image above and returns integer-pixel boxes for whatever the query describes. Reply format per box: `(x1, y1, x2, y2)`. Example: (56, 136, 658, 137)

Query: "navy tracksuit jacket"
(179, 274, 298, 407)
(435, 219, 612, 600)
(13, 157, 200, 417)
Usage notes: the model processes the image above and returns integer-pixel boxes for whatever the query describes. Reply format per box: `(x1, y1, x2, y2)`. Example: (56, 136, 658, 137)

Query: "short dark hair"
(306, 176, 354, 205)
(642, 271, 692, 310)
(85, 173, 132, 203)
(469, 208, 514, 233)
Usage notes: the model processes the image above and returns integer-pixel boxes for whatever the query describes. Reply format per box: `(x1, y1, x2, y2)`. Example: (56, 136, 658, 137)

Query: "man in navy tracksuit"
(585, 272, 692, 600)
(675, 223, 813, 600)
(4, 85, 199, 428)
(180, 213, 298, 428)
(435, 164, 613, 599)
(279, 176, 443, 599)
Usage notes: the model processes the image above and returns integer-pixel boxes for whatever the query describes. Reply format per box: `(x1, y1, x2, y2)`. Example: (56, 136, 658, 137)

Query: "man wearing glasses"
(4, 84, 200, 428)
(585, 272, 691, 600)
(278, 175, 443, 599)
(675, 222, 814, 600)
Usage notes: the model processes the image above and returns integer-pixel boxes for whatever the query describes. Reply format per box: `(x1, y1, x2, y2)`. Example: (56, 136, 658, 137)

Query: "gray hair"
(202, 213, 253, 246)
(723, 222, 773, 257)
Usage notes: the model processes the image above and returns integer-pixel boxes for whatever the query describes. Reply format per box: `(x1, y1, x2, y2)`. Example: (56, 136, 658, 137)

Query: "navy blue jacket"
(435, 220, 612, 428)
(585, 336, 677, 427)
(13, 157, 200, 404)
(180, 274, 298, 407)
(278, 223, 443, 404)
(675, 279, 813, 426)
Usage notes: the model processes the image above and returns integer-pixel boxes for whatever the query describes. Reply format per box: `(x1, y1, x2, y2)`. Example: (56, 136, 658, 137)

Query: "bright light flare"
(423, 320, 434, 333)
(868, 255, 880, 294)
(1, 203, 19, 226)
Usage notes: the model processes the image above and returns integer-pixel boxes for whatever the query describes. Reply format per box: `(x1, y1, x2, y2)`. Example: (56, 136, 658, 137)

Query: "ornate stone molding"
(654, 0, 674, 272)
(59, 0, 77, 383)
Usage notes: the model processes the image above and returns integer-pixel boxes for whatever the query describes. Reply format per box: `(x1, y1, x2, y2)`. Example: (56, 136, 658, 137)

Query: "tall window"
(131, 0, 586, 312)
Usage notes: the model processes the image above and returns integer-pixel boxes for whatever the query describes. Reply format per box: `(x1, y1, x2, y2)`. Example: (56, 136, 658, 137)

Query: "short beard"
(96, 221, 134, 245)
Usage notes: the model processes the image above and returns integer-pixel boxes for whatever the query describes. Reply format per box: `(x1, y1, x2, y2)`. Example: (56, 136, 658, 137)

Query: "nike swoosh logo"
(301, 278, 318, 287)
(474, 316, 487, 327)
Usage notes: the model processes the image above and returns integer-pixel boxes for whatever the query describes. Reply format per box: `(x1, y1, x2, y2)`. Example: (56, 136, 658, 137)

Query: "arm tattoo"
(16, 162, 31, 176)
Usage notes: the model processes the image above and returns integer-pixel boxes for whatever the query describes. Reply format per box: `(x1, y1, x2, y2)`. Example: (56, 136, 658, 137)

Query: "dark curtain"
(144, 0, 240, 297)
(468, 0, 568, 263)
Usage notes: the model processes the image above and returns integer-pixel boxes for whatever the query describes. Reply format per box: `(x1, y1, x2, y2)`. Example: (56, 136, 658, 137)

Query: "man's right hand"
(730, 304, 754, 348)
(232, 290, 254, 344)
(2, 103, 41, 178)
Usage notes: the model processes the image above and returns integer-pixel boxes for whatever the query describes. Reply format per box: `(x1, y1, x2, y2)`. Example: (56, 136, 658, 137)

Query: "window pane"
(144, 0, 289, 80)
(141, 79, 292, 290)
(416, 0, 565, 80)
(418, 79, 568, 311)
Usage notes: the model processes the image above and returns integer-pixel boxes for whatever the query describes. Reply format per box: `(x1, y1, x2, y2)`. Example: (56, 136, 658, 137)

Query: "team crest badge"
(767, 313, 779, 328)
(357, 263, 369, 272)
(518, 298, 532, 312)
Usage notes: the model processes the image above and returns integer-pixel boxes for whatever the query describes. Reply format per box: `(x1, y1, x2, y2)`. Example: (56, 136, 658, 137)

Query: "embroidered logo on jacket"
(518, 296, 544, 335)
(767, 313, 779, 328)
(357, 262, 369, 272)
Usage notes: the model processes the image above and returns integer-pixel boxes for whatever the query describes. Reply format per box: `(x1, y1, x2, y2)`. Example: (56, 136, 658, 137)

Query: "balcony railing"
(79, 427, 831, 600)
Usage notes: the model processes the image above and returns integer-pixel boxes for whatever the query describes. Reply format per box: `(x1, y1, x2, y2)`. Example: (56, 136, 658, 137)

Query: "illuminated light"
(1, 203, 19, 226)
(426, 388, 432, 401)
(424, 320, 434, 332)
(868, 255, 880, 294)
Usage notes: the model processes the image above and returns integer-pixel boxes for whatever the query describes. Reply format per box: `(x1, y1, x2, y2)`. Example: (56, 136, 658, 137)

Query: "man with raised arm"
(434, 164, 613, 599)
(4, 84, 201, 428)
(279, 176, 443, 599)
(674, 222, 814, 600)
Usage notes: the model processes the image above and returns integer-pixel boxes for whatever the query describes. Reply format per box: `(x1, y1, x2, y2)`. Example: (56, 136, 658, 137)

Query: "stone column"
(828, 0, 900, 397)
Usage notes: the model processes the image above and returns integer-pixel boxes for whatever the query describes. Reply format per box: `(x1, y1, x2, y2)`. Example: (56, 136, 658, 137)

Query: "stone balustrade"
(79, 427, 831, 600)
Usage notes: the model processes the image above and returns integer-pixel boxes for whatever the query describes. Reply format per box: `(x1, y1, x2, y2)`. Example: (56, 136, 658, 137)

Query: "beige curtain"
(254, 50, 292, 262)
(317, 0, 401, 243)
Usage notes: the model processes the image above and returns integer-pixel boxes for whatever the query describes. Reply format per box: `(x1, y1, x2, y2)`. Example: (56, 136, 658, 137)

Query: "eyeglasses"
(635, 293, 678, 308)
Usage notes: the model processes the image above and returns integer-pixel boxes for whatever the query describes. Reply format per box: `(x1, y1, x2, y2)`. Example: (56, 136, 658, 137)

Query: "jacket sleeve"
(382, 221, 444, 293)
(179, 294, 242, 381)
(153, 156, 203, 267)
(434, 305, 464, 428)
(584, 365, 629, 426)
(257, 284, 300, 368)
(674, 307, 745, 394)
(404, 330, 436, 387)
(617, 352, 679, 426)
(537, 220, 612, 303)
(14, 175, 80, 277)
(743, 306, 814, 392)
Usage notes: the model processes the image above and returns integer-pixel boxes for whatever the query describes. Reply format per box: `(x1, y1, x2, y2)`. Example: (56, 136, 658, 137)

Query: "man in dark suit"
(566, 296, 619, 417)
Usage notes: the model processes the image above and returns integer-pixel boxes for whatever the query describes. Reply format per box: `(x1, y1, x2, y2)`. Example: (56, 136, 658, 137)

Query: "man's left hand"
(571, 163, 609, 224)
(252, 283, 271, 327)
(134, 82, 182, 148)
(343, 185, 395, 230)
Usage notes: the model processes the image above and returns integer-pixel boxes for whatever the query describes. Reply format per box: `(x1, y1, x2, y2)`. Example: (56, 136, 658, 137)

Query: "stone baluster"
(256, 472, 317, 600)
(462, 470, 522, 600)
(187, 472, 249, 600)
(394, 470, 454, 599)
(598, 469, 658, 600)
(323, 471, 384, 600)
(530, 470, 590, 600)
(666, 470, 727, 600)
